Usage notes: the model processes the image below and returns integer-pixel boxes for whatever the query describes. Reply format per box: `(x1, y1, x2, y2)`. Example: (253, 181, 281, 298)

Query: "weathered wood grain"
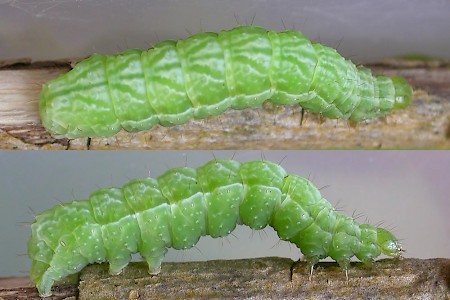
(2, 257, 449, 299)
(0, 58, 449, 149)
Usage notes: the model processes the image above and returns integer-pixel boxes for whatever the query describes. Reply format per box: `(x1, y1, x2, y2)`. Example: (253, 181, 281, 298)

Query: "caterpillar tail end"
(392, 76, 413, 109)
(35, 275, 54, 298)
(29, 254, 54, 297)
(39, 84, 59, 138)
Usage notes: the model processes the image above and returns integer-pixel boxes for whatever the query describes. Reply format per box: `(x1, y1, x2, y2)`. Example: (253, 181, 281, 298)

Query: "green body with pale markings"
(28, 159, 402, 297)
(39, 26, 412, 138)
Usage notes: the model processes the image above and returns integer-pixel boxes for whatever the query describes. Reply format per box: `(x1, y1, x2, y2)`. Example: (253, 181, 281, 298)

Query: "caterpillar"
(39, 26, 413, 139)
(28, 158, 402, 297)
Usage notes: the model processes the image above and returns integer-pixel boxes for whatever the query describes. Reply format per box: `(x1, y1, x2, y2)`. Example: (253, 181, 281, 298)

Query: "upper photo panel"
(0, 0, 449, 149)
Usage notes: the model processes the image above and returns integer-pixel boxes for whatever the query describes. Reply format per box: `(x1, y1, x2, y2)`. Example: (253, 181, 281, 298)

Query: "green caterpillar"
(39, 26, 412, 139)
(28, 159, 402, 297)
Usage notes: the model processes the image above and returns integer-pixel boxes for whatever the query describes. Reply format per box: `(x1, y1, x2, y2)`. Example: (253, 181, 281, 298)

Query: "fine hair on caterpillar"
(28, 158, 403, 297)
(39, 25, 413, 139)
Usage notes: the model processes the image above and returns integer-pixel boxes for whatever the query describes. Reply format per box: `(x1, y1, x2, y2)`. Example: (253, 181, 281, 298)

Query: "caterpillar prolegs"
(28, 159, 402, 297)
(39, 26, 413, 139)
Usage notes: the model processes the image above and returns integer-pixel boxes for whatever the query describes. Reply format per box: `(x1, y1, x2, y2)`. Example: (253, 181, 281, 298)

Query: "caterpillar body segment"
(28, 159, 402, 296)
(39, 26, 412, 138)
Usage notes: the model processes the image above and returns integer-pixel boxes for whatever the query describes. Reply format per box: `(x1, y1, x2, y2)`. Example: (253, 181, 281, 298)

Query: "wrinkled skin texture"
(39, 26, 412, 138)
(28, 159, 402, 296)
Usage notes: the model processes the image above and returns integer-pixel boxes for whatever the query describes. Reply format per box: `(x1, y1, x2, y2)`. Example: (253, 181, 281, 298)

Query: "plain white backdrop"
(0, 151, 449, 277)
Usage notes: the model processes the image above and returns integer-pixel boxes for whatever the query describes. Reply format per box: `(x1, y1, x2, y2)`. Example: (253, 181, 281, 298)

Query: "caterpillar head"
(392, 76, 413, 110)
(377, 228, 403, 258)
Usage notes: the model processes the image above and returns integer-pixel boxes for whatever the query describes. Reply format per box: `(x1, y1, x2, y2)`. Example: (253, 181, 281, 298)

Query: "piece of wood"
(1, 257, 449, 299)
(0, 275, 77, 300)
(78, 257, 450, 299)
(0, 58, 449, 149)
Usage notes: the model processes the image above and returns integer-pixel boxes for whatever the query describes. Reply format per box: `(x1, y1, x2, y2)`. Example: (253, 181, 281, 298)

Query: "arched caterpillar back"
(39, 26, 412, 138)
(28, 158, 402, 297)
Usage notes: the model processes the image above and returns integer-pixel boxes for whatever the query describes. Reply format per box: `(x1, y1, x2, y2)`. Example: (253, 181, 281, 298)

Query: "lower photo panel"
(1, 150, 449, 299)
